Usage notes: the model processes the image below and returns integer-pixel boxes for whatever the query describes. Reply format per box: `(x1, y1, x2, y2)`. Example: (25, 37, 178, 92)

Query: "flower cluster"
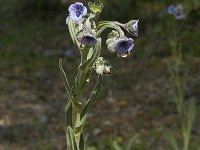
(167, 4, 185, 20)
(67, 2, 139, 58)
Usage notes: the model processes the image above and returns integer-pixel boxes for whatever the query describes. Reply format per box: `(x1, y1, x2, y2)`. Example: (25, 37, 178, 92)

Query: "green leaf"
(126, 134, 138, 150)
(87, 48, 94, 60)
(162, 127, 179, 150)
(80, 47, 91, 63)
(80, 75, 103, 120)
(187, 99, 196, 134)
(74, 121, 84, 135)
(59, 58, 74, 101)
(59, 58, 82, 109)
(65, 101, 73, 127)
(88, 0, 103, 14)
(79, 133, 85, 150)
(66, 126, 78, 150)
(112, 141, 122, 150)
(75, 71, 80, 92)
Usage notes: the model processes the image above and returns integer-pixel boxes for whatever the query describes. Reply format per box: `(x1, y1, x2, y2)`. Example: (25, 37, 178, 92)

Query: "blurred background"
(0, 0, 200, 149)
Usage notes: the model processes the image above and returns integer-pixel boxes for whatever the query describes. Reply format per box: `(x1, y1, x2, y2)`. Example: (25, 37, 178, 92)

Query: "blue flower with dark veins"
(167, 5, 176, 14)
(68, 2, 87, 21)
(114, 38, 134, 54)
(78, 34, 97, 47)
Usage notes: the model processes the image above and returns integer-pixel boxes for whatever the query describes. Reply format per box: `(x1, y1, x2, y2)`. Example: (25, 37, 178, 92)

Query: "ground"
(0, 54, 200, 150)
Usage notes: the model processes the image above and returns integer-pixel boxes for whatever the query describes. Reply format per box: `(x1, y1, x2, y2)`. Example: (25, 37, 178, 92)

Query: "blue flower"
(175, 4, 185, 20)
(106, 36, 134, 58)
(167, 5, 176, 14)
(78, 33, 97, 47)
(68, 2, 87, 21)
(114, 38, 134, 54)
(175, 10, 185, 20)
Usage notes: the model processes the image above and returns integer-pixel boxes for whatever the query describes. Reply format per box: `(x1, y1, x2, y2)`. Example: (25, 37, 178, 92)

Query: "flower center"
(75, 5, 83, 17)
(78, 35, 97, 46)
(114, 40, 133, 53)
(119, 41, 132, 51)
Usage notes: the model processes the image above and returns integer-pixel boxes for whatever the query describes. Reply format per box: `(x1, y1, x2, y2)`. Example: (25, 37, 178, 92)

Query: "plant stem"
(183, 131, 189, 150)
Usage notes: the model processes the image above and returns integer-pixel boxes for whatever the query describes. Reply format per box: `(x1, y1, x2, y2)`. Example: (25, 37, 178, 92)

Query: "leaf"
(59, 58, 82, 109)
(66, 126, 78, 150)
(112, 140, 122, 150)
(88, 0, 103, 14)
(126, 134, 138, 150)
(79, 133, 85, 150)
(75, 71, 80, 92)
(65, 101, 73, 127)
(80, 75, 103, 120)
(59, 58, 74, 101)
(187, 99, 196, 134)
(74, 121, 84, 135)
(80, 47, 91, 64)
(162, 127, 179, 150)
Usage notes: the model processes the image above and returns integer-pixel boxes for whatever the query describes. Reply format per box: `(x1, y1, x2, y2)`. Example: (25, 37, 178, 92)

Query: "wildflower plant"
(59, 1, 138, 150)
(163, 4, 196, 150)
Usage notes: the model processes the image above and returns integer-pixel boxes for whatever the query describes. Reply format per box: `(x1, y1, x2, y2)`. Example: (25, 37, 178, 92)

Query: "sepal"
(88, 0, 103, 14)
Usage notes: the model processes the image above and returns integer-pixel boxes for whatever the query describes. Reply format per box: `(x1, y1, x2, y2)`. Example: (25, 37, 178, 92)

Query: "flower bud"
(124, 20, 139, 36)
(103, 66, 112, 74)
(94, 57, 112, 75)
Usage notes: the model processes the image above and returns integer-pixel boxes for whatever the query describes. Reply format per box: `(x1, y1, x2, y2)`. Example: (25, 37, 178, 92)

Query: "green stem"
(96, 21, 124, 37)
(77, 71, 88, 99)
(183, 131, 189, 150)
(74, 111, 81, 147)
(174, 48, 190, 150)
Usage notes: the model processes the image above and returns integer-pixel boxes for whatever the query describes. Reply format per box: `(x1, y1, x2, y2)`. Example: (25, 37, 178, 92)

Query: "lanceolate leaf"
(163, 127, 179, 150)
(66, 126, 78, 150)
(59, 58, 74, 101)
(80, 75, 103, 120)
(59, 58, 82, 109)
